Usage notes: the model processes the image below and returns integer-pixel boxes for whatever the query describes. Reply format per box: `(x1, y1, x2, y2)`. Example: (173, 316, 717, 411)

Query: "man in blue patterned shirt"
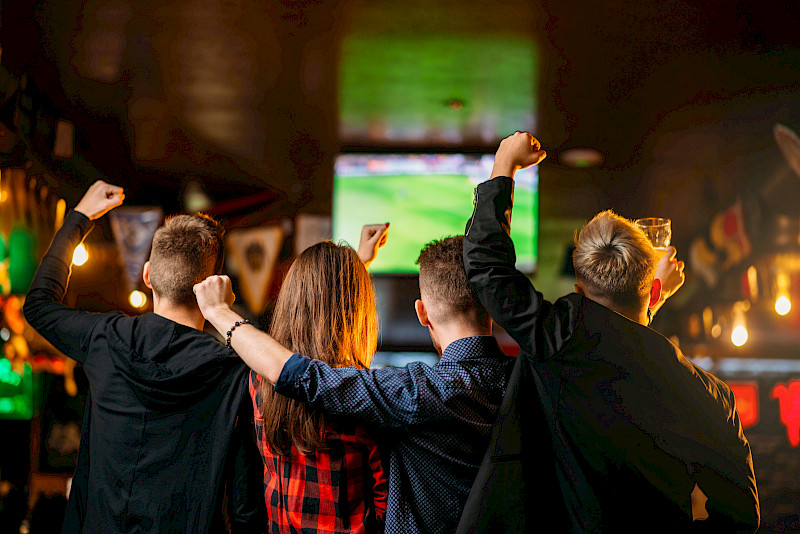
(195, 235, 515, 534)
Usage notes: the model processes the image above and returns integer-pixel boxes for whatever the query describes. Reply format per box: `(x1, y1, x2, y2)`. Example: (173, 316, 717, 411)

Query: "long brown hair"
(260, 241, 377, 456)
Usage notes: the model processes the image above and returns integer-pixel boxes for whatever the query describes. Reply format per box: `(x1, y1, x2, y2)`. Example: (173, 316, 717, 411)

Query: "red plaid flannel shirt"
(250, 371, 387, 533)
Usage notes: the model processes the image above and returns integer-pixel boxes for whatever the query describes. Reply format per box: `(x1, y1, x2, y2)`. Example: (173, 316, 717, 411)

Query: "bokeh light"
(72, 244, 89, 266)
(129, 290, 147, 308)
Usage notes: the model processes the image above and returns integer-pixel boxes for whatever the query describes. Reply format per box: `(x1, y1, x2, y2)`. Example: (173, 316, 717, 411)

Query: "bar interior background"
(0, 0, 799, 531)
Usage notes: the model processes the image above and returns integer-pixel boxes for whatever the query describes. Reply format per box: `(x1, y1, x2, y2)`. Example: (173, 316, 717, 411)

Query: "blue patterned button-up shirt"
(274, 335, 514, 534)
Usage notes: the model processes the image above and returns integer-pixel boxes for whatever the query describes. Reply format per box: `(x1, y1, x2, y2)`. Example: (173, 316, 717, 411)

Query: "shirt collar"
(440, 335, 502, 362)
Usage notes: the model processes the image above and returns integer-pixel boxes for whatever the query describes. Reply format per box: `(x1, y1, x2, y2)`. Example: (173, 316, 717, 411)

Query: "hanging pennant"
(109, 207, 163, 294)
(294, 213, 330, 255)
(226, 226, 283, 315)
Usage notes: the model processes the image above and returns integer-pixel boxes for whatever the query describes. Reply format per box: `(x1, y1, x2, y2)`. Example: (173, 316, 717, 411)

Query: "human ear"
(143, 261, 153, 289)
(414, 299, 431, 327)
(649, 278, 662, 308)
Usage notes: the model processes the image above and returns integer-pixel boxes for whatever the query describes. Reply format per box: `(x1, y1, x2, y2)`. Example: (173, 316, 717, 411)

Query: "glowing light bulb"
(72, 244, 89, 266)
(775, 295, 791, 316)
(731, 326, 748, 347)
(129, 290, 147, 309)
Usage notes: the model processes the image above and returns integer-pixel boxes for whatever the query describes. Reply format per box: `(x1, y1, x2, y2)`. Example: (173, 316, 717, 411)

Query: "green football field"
(333, 174, 537, 273)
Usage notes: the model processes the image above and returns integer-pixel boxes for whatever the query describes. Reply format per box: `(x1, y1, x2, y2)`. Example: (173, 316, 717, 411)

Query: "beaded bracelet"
(226, 319, 251, 348)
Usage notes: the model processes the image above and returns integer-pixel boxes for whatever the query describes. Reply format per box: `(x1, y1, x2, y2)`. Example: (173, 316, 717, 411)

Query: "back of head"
(416, 235, 489, 327)
(572, 210, 659, 310)
(148, 214, 225, 307)
(261, 241, 377, 456)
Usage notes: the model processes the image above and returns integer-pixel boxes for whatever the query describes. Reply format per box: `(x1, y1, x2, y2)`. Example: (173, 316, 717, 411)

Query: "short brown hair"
(572, 210, 659, 309)
(148, 214, 225, 306)
(260, 241, 377, 456)
(416, 236, 489, 325)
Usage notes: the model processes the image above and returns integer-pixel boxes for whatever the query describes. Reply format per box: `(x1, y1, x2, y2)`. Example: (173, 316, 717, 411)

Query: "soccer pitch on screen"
(332, 154, 538, 274)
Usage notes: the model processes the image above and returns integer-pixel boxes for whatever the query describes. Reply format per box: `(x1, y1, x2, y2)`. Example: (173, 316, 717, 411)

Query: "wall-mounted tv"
(332, 153, 538, 274)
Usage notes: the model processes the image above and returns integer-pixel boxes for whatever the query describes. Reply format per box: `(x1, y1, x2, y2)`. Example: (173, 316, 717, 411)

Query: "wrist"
(204, 304, 240, 329)
(490, 160, 516, 179)
(73, 208, 92, 220)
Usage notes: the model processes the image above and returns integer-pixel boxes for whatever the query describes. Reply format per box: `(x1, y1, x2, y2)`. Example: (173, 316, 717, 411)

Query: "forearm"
(23, 211, 99, 360)
(464, 177, 543, 354)
(203, 306, 292, 383)
(25, 210, 93, 307)
(275, 360, 429, 429)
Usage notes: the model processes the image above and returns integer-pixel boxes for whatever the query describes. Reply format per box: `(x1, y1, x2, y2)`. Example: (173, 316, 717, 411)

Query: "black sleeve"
(463, 176, 572, 358)
(23, 210, 105, 364)
(226, 393, 266, 533)
(693, 387, 760, 533)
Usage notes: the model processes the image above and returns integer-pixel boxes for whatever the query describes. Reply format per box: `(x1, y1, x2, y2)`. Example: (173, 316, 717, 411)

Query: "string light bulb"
(129, 290, 147, 309)
(775, 295, 792, 316)
(731, 325, 748, 347)
(731, 301, 748, 347)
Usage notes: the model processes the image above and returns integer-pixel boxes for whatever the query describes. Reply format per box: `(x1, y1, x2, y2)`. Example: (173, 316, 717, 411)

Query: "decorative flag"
(226, 226, 283, 315)
(294, 213, 330, 255)
(109, 207, 163, 294)
(689, 198, 751, 288)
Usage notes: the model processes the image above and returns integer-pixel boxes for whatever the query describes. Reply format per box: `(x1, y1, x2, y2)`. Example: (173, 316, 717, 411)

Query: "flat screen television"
(332, 153, 538, 273)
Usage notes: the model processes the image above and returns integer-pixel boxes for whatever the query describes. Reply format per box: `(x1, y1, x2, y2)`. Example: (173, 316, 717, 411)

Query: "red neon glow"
(771, 380, 800, 448)
(729, 382, 759, 429)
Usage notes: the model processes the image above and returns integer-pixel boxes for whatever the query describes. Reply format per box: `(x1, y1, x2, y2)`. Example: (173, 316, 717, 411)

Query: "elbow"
(22, 293, 41, 329)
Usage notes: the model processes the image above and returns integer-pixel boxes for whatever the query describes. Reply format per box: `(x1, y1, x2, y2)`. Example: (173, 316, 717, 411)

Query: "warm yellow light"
(129, 290, 147, 309)
(72, 244, 89, 266)
(775, 295, 792, 316)
(731, 326, 748, 347)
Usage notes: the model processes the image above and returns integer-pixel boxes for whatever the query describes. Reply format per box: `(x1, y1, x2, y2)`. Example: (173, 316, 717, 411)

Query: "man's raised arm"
(23, 181, 125, 363)
(463, 132, 549, 356)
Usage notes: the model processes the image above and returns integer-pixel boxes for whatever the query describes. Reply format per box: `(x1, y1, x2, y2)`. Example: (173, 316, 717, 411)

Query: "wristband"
(226, 319, 251, 348)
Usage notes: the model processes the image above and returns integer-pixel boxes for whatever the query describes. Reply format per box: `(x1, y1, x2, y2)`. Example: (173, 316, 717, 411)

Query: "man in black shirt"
(458, 132, 759, 533)
(24, 181, 262, 533)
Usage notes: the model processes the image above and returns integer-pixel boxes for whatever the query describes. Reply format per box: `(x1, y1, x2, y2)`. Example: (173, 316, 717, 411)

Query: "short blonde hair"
(572, 210, 659, 308)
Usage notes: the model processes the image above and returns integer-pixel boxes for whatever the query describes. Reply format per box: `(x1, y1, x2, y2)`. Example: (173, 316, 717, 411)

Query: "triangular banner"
(227, 226, 283, 315)
(109, 207, 163, 294)
(294, 213, 331, 255)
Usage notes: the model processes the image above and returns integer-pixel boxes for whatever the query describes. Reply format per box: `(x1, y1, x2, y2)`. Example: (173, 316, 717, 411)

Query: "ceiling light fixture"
(559, 147, 604, 168)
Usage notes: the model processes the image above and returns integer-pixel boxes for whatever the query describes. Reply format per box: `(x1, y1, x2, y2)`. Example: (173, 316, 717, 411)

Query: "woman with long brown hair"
(249, 234, 388, 533)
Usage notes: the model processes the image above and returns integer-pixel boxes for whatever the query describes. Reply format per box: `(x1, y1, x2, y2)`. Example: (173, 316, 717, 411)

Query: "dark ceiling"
(1, 0, 800, 239)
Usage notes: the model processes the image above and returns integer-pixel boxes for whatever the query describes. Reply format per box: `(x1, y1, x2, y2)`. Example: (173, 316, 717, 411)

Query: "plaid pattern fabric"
(250, 371, 387, 533)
